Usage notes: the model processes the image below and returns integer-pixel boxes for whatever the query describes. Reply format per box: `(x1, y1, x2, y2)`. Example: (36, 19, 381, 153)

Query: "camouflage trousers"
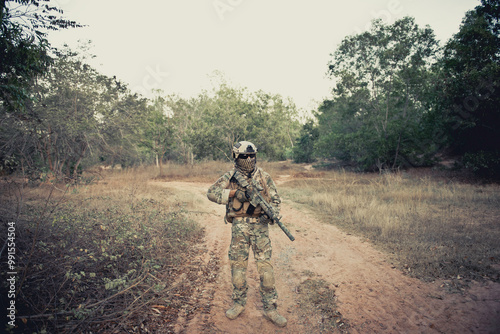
(228, 217, 278, 311)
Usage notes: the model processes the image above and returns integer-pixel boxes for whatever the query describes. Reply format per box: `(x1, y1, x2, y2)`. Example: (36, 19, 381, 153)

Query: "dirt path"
(156, 179, 500, 334)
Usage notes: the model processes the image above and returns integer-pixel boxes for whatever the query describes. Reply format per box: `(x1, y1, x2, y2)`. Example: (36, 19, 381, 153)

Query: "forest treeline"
(1, 0, 499, 180)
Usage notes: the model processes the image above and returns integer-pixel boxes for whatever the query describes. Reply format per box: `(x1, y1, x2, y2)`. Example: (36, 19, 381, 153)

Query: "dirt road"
(157, 178, 500, 334)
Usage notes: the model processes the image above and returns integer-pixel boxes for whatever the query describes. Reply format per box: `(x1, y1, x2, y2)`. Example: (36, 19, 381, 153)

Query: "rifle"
(233, 171, 295, 241)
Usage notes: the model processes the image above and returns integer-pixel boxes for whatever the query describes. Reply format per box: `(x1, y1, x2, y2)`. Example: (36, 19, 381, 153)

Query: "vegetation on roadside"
(151, 160, 234, 182)
(281, 167, 500, 289)
(0, 159, 499, 333)
(0, 166, 208, 333)
(150, 160, 500, 290)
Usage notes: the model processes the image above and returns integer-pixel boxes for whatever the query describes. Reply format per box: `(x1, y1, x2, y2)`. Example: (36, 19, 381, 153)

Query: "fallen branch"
(84, 271, 149, 310)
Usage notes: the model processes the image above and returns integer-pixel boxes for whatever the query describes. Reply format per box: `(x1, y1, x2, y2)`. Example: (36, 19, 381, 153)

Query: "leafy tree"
(438, 0, 500, 178)
(164, 93, 209, 164)
(0, 0, 82, 175)
(0, 0, 80, 111)
(95, 79, 149, 168)
(319, 17, 441, 171)
(163, 82, 300, 163)
(31, 50, 106, 177)
(0, 45, 148, 179)
(250, 91, 300, 160)
(293, 120, 319, 163)
(143, 91, 173, 175)
(202, 83, 254, 159)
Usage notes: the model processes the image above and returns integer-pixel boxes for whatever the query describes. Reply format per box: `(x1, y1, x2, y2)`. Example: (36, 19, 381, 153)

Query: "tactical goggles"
(239, 154, 256, 159)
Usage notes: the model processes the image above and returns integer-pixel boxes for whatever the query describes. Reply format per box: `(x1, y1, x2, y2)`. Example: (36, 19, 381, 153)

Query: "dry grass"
(134, 160, 500, 287)
(149, 160, 232, 182)
(280, 168, 500, 286)
(3, 160, 499, 333)
(0, 165, 206, 333)
(140, 159, 500, 285)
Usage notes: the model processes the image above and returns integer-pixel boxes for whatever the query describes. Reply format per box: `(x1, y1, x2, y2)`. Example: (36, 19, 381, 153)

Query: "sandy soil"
(156, 178, 500, 334)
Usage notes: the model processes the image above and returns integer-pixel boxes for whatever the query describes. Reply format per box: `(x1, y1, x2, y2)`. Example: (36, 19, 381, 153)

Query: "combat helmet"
(232, 141, 258, 159)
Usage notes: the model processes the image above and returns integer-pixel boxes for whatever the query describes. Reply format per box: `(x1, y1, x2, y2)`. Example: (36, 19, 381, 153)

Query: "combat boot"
(225, 303, 245, 320)
(264, 309, 287, 327)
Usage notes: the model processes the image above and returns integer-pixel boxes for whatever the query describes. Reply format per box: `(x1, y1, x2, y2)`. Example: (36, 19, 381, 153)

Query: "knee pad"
(232, 268, 246, 289)
(257, 261, 275, 289)
(231, 260, 248, 289)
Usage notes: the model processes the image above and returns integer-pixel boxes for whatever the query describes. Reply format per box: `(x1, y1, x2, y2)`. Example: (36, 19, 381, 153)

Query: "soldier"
(207, 141, 287, 327)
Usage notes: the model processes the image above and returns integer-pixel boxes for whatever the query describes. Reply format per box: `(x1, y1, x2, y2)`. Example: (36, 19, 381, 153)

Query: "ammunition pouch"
(229, 198, 262, 217)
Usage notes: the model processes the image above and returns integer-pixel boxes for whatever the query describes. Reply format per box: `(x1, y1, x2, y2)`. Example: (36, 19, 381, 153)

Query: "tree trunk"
(159, 155, 163, 176)
(159, 149, 167, 177)
(46, 127, 54, 172)
(393, 83, 410, 170)
(392, 133, 402, 170)
(72, 145, 87, 178)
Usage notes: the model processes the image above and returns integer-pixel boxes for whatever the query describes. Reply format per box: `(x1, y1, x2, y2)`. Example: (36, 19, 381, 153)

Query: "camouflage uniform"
(207, 166, 281, 311)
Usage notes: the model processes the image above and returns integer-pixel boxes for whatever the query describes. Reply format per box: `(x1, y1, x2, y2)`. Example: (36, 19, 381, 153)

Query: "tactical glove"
(234, 190, 248, 202)
(259, 214, 272, 224)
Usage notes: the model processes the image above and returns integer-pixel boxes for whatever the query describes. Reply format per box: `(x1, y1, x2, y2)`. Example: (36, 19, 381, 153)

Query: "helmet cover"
(233, 141, 257, 174)
(232, 141, 258, 159)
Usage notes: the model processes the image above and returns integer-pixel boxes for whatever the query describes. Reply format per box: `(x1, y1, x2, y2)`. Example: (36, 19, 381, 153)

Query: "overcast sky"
(48, 0, 480, 111)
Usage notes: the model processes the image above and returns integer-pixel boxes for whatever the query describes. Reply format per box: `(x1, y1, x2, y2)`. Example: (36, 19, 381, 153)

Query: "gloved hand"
(234, 189, 248, 202)
(259, 214, 273, 224)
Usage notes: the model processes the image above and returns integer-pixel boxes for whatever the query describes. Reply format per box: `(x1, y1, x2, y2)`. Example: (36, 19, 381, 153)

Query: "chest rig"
(225, 168, 270, 222)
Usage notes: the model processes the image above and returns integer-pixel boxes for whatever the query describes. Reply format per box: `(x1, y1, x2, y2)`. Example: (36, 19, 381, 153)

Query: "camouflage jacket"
(207, 167, 281, 222)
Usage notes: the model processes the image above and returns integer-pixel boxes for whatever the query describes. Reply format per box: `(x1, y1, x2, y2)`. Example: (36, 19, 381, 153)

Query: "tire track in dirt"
(158, 180, 500, 334)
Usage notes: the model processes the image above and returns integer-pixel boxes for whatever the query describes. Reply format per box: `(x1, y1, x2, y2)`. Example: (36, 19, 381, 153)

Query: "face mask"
(235, 155, 256, 174)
